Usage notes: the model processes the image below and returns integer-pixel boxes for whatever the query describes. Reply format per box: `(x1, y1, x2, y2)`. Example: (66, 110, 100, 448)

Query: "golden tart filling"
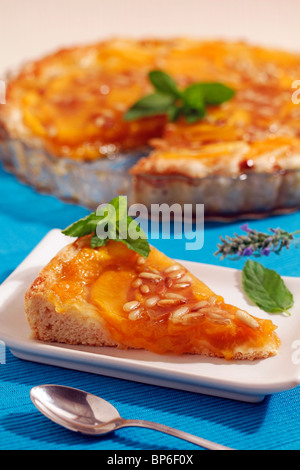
(2, 38, 300, 168)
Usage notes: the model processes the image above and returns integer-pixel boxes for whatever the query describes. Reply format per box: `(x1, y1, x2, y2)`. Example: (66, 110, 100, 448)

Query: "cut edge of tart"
(25, 235, 280, 361)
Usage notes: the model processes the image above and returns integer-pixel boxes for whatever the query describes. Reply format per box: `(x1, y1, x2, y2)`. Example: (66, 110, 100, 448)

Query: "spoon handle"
(118, 419, 233, 450)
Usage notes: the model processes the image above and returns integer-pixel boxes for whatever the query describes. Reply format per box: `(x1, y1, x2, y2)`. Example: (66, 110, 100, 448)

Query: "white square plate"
(1, 229, 300, 403)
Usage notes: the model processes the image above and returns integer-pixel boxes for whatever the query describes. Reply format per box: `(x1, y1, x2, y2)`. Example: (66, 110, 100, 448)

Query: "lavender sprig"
(215, 223, 299, 260)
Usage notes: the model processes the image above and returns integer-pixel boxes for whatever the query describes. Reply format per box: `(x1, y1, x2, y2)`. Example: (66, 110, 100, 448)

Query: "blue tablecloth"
(0, 164, 299, 450)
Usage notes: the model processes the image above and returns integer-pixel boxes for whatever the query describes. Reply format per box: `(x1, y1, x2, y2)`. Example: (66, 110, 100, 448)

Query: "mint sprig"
(62, 196, 150, 258)
(124, 70, 235, 123)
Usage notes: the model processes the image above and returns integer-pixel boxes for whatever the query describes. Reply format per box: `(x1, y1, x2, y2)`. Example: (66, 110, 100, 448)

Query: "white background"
(0, 0, 299, 76)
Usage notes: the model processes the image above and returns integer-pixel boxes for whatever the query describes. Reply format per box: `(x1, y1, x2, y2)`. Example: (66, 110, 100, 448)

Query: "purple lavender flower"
(215, 225, 298, 260)
(261, 247, 271, 256)
(242, 247, 254, 257)
(240, 223, 251, 233)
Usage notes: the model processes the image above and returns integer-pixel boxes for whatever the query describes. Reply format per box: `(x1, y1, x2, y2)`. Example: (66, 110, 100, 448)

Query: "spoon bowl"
(30, 384, 122, 435)
(30, 384, 234, 450)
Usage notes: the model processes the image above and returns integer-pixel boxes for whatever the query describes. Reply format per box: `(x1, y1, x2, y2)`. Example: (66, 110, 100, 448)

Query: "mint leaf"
(118, 227, 150, 258)
(122, 238, 150, 258)
(62, 196, 150, 258)
(242, 260, 294, 314)
(148, 70, 181, 98)
(124, 92, 175, 121)
(119, 216, 150, 258)
(62, 212, 102, 237)
(90, 234, 108, 248)
(197, 83, 235, 105)
(183, 84, 206, 112)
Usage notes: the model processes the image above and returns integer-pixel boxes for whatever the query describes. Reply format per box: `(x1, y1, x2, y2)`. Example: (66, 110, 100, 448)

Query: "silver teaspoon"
(30, 384, 234, 450)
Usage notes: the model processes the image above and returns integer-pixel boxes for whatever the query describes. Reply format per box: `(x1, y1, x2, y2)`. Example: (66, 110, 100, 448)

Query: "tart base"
(1, 135, 300, 219)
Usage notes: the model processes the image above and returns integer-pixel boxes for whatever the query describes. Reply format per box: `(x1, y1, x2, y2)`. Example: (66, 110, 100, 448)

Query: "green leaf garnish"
(242, 260, 294, 315)
(124, 92, 175, 121)
(62, 196, 150, 258)
(182, 84, 206, 112)
(148, 70, 181, 98)
(62, 212, 101, 238)
(124, 70, 235, 124)
(191, 82, 235, 105)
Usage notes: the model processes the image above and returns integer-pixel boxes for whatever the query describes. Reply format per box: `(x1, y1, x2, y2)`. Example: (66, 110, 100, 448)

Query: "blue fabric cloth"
(0, 164, 299, 450)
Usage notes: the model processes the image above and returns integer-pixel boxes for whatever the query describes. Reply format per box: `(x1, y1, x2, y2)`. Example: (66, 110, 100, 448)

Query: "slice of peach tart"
(25, 200, 280, 360)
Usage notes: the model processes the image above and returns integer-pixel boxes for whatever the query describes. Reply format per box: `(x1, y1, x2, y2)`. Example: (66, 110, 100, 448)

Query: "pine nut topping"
(236, 309, 260, 329)
(179, 274, 193, 283)
(157, 298, 182, 306)
(139, 272, 163, 281)
(136, 256, 146, 265)
(123, 300, 140, 312)
(165, 293, 186, 300)
(170, 305, 190, 323)
(173, 282, 191, 289)
(168, 269, 186, 280)
(128, 308, 143, 321)
(164, 264, 182, 274)
(207, 312, 227, 320)
(191, 300, 209, 311)
(148, 266, 160, 274)
(132, 278, 142, 288)
(145, 296, 160, 307)
(140, 284, 150, 294)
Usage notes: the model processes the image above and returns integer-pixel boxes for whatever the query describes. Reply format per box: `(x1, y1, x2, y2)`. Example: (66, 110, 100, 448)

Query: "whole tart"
(1, 38, 300, 218)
